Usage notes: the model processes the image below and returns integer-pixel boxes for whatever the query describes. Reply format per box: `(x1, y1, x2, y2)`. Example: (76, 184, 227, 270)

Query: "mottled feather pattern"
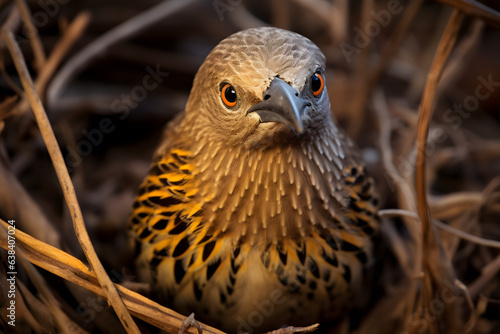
(128, 27, 380, 332)
(128, 124, 379, 330)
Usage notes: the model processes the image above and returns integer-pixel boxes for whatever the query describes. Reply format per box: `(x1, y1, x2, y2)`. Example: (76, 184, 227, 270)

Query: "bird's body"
(128, 27, 379, 332)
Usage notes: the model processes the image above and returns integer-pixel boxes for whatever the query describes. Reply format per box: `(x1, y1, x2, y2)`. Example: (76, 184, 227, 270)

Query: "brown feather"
(128, 27, 380, 333)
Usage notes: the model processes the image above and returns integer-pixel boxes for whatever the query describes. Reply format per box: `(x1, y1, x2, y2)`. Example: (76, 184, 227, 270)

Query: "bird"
(128, 27, 380, 333)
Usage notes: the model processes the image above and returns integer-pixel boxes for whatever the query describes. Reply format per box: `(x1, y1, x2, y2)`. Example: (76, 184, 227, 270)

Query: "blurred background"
(0, 0, 499, 333)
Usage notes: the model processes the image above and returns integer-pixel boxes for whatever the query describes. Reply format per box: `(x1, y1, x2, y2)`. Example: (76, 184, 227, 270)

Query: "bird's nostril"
(264, 95, 271, 100)
(295, 92, 299, 97)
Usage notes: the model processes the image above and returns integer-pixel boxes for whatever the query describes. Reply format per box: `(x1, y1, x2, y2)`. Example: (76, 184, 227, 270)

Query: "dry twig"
(346, 0, 373, 140)
(0, 218, 224, 334)
(1, 30, 140, 334)
(436, 0, 500, 28)
(9, 12, 91, 118)
(413, 10, 465, 333)
(380, 209, 500, 249)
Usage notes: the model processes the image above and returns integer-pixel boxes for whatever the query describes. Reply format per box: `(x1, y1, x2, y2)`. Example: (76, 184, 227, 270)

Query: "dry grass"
(0, 0, 499, 333)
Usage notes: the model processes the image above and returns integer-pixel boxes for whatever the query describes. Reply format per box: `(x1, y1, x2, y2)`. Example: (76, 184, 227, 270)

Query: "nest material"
(0, 0, 500, 333)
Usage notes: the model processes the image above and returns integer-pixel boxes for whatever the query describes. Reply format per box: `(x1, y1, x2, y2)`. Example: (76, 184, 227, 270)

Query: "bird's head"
(185, 27, 331, 147)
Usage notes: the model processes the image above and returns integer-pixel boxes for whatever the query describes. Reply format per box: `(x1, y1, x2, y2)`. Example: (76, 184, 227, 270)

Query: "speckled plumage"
(128, 27, 380, 332)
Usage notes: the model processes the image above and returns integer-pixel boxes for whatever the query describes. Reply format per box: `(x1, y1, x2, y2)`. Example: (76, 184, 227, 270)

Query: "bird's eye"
(221, 83, 238, 107)
(311, 72, 324, 97)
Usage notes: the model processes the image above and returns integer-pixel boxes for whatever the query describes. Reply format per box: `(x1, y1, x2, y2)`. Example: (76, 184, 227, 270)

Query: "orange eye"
(311, 72, 324, 96)
(221, 83, 237, 107)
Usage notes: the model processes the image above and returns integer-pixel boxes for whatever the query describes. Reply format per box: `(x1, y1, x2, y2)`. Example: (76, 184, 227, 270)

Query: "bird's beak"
(247, 77, 311, 133)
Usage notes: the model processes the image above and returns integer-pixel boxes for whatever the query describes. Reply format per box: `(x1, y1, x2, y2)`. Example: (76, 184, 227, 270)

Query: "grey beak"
(247, 77, 310, 133)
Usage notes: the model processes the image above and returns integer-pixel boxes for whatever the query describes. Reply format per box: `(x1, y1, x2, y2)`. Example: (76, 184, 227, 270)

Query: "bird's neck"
(191, 125, 350, 246)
